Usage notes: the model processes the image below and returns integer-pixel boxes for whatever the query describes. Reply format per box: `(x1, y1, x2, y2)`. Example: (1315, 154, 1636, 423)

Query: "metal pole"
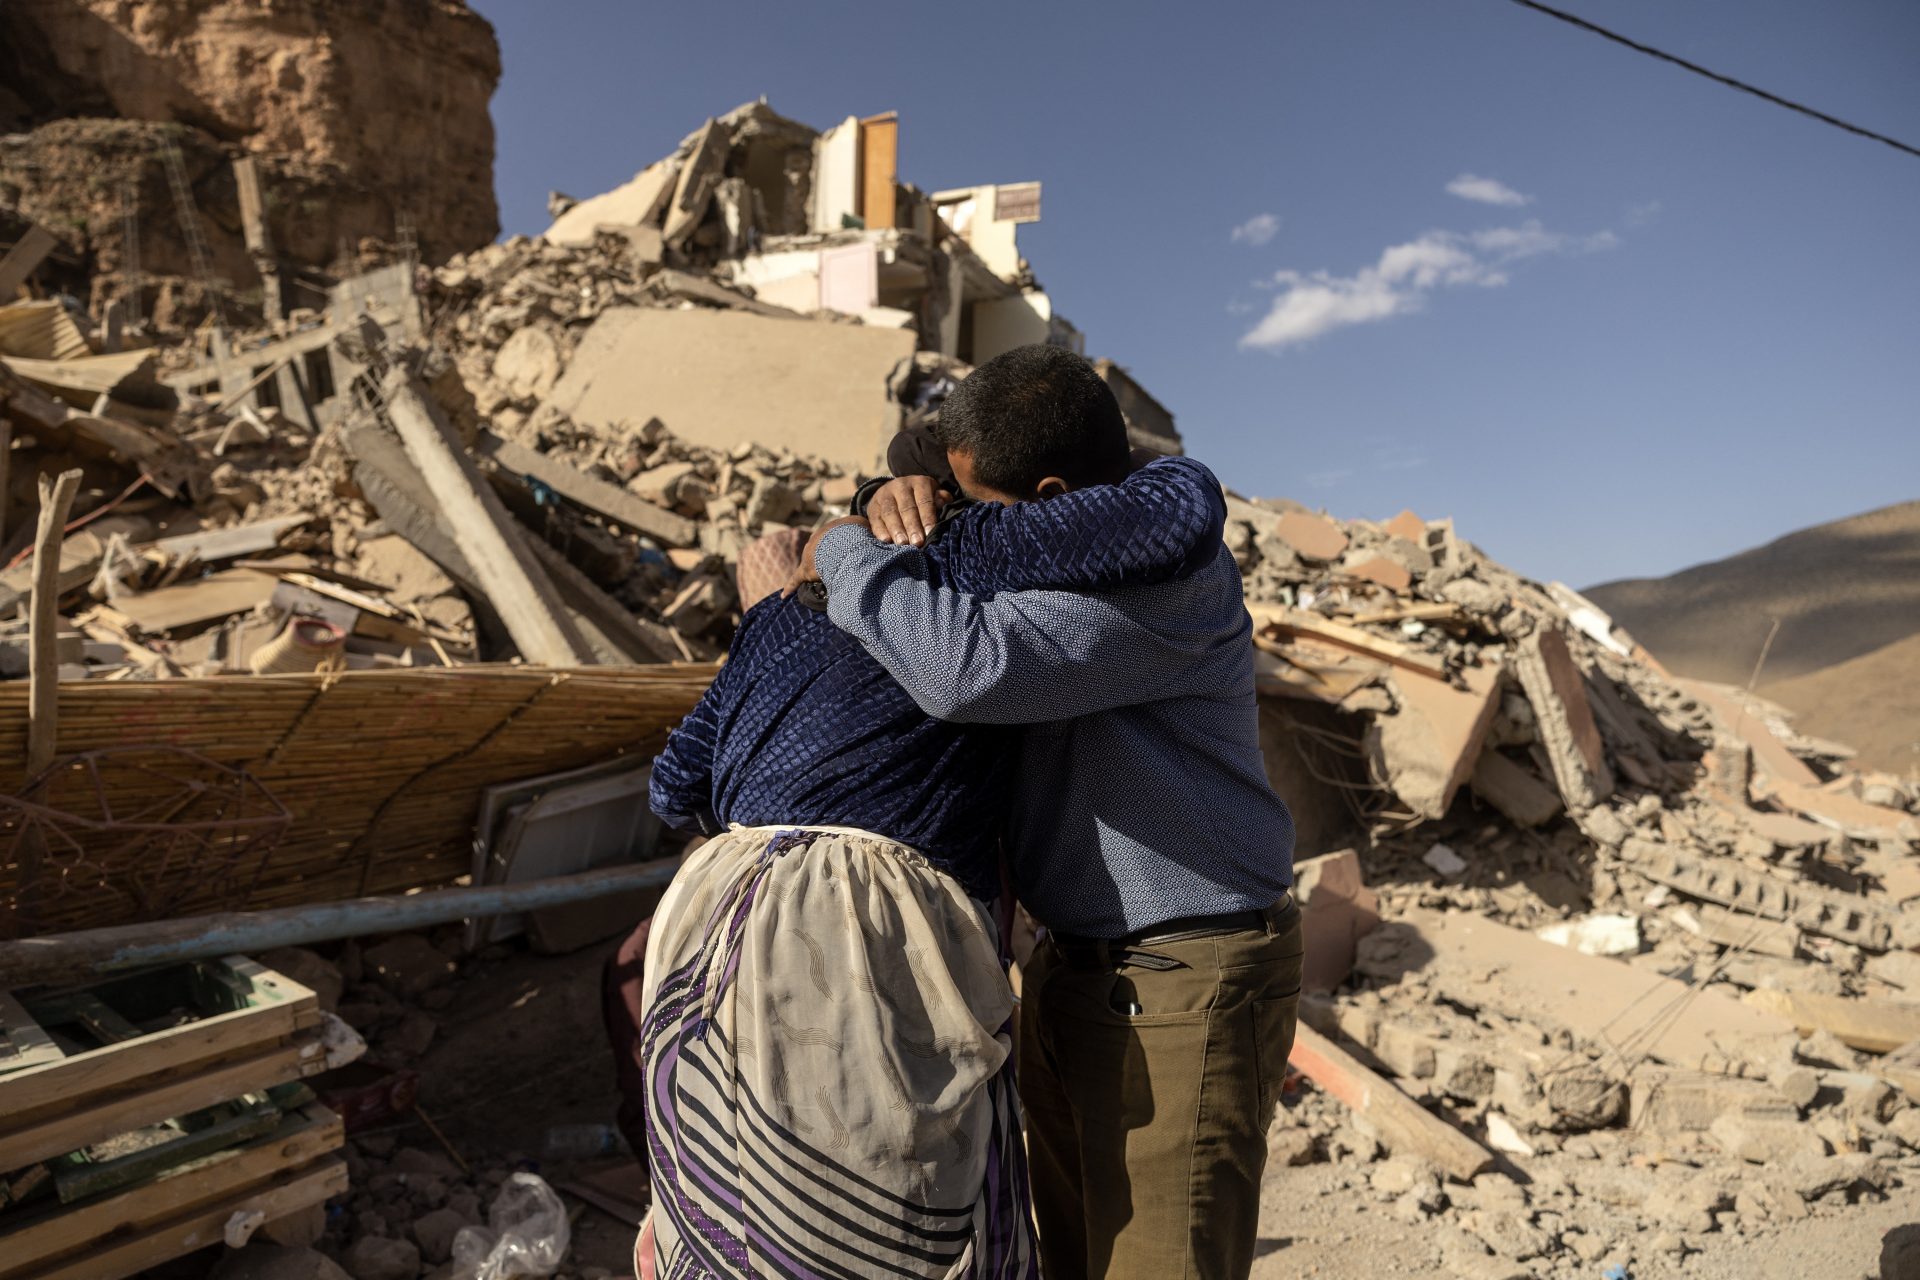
(0, 857, 682, 988)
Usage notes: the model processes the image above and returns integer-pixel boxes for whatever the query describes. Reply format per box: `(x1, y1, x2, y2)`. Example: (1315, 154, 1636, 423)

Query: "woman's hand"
(781, 515, 871, 597)
(865, 475, 951, 547)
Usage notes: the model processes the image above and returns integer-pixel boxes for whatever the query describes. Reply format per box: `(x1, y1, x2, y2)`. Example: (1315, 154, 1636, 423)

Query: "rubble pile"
(3, 81, 1918, 1280)
(1224, 494, 1920, 1276)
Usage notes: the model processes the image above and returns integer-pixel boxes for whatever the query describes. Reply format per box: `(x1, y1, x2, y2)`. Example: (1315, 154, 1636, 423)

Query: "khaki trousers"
(1018, 904, 1303, 1280)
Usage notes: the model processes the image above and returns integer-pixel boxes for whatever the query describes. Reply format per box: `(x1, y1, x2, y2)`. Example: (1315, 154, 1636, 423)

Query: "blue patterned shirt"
(648, 457, 1231, 904)
(815, 458, 1295, 937)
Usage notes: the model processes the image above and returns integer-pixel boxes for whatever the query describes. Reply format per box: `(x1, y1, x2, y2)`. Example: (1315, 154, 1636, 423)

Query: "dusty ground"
(1249, 1161, 1920, 1280)
(295, 940, 1918, 1280)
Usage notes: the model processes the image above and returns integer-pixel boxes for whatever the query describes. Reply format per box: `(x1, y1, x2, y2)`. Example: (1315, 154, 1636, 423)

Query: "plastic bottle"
(540, 1123, 627, 1160)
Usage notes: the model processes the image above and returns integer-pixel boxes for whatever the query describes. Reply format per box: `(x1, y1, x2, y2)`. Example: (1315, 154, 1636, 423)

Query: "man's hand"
(781, 515, 870, 597)
(866, 475, 951, 547)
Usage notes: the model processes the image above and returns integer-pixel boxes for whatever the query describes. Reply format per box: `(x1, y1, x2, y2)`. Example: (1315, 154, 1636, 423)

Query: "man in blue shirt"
(805, 344, 1303, 1280)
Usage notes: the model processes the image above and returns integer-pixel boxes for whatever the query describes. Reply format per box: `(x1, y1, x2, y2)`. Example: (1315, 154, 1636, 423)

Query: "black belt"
(1048, 894, 1297, 969)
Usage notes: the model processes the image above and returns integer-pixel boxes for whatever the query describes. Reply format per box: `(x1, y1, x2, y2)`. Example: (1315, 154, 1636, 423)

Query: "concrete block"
(1630, 1067, 1795, 1134)
(1293, 848, 1380, 992)
(551, 307, 916, 472)
(1710, 1112, 1828, 1165)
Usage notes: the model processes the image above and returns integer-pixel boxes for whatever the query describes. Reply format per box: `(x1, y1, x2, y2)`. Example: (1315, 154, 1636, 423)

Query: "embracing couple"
(633, 345, 1302, 1280)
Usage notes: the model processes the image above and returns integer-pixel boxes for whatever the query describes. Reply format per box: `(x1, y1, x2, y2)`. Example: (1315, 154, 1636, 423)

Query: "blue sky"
(473, 0, 1919, 588)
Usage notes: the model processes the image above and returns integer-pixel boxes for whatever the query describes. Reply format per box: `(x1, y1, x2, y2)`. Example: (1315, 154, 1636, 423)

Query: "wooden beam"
(13, 1155, 347, 1280)
(27, 469, 82, 777)
(0, 1107, 339, 1268)
(859, 113, 899, 230)
(0, 1038, 324, 1172)
(1248, 604, 1448, 679)
(1288, 1023, 1493, 1181)
(0, 973, 315, 1119)
(380, 370, 591, 666)
(0, 225, 57, 298)
(476, 431, 697, 547)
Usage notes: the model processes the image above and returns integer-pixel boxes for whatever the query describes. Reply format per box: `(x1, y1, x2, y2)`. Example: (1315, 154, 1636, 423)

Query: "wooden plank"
(859, 113, 899, 230)
(1403, 909, 1795, 1070)
(148, 517, 308, 566)
(0, 1108, 340, 1275)
(106, 568, 279, 635)
(1289, 1023, 1492, 1182)
(26, 471, 82, 780)
(382, 371, 591, 666)
(0, 226, 57, 298)
(476, 431, 696, 547)
(0, 1037, 324, 1172)
(19, 1154, 347, 1280)
(0, 990, 61, 1074)
(0, 968, 315, 1118)
(1743, 989, 1920, 1055)
(1247, 604, 1448, 679)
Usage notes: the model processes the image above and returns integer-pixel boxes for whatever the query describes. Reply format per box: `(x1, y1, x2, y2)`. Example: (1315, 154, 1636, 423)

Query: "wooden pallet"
(0, 956, 324, 1173)
(0, 1106, 345, 1280)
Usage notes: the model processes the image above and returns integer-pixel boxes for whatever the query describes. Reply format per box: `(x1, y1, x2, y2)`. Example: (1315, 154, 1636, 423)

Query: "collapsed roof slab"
(549, 307, 916, 473)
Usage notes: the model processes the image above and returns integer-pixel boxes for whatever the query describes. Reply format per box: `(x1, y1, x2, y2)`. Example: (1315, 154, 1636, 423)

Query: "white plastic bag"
(449, 1172, 570, 1280)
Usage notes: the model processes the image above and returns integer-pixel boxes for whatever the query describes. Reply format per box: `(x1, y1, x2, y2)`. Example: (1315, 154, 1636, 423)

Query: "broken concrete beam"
(520, 534, 683, 665)
(1288, 1023, 1494, 1182)
(544, 158, 677, 246)
(663, 117, 725, 248)
(379, 369, 591, 667)
(1625, 838, 1893, 951)
(477, 431, 697, 547)
(1865, 949, 1920, 992)
(1367, 661, 1503, 820)
(345, 422, 674, 665)
(1293, 849, 1380, 993)
(1404, 909, 1795, 1070)
(1628, 1066, 1797, 1133)
(1470, 749, 1563, 828)
(1679, 678, 1821, 790)
(646, 268, 803, 320)
(1742, 989, 1920, 1055)
(1710, 1111, 1828, 1165)
(1673, 903, 1802, 959)
(1513, 626, 1614, 811)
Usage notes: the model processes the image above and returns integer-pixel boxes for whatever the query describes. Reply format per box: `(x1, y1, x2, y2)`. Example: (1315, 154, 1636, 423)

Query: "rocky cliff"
(0, 0, 500, 321)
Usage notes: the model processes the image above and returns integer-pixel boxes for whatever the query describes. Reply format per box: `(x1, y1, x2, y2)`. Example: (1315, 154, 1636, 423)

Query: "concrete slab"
(550, 307, 913, 472)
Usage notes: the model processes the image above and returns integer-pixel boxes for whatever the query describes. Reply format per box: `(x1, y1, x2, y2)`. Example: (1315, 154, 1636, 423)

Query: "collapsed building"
(1, 36, 1918, 1280)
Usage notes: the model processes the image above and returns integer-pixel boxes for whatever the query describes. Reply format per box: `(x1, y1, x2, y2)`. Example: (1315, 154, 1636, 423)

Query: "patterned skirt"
(637, 825, 1038, 1280)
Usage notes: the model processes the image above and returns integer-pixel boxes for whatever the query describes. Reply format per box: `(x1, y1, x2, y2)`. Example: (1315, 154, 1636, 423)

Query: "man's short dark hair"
(937, 344, 1130, 493)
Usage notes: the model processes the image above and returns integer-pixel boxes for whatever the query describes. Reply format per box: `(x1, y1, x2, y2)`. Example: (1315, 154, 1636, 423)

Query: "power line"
(1505, 0, 1920, 161)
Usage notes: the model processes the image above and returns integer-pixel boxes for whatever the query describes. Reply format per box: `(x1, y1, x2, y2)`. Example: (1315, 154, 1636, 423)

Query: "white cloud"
(1238, 218, 1617, 351)
(1626, 200, 1663, 227)
(1230, 212, 1281, 246)
(1446, 174, 1533, 207)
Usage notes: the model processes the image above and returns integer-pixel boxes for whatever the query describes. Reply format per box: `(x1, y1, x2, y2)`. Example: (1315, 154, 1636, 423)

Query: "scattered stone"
(363, 935, 457, 999)
(1882, 1224, 1920, 1280)
(257, 947, 345, 1012)
(343, 1235, 421, 1280)
(211, 1244, 354, 1280)
(411, 1207, 473, 1265)
(390, 1147, 464, 1180)
(1710, 1112, 1829, 1165)
(1483, 1112, 1534, 1157)
(1267, 1125, 1317, 1168)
